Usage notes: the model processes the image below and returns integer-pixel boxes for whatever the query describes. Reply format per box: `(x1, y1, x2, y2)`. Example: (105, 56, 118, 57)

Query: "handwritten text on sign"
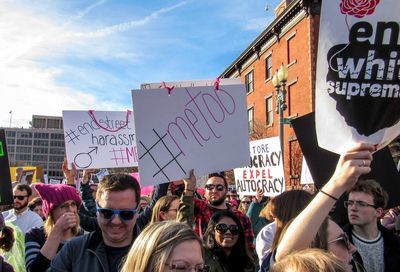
(234, 137, 285, 196)
(132, 83, 249, 186)
(63, 110, 138, 169)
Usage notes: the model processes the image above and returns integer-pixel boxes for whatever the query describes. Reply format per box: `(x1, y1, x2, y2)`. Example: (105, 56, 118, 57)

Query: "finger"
(347, 142, 376, 153)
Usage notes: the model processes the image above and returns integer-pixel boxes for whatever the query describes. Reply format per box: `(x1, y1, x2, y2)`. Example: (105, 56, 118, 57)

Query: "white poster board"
(300, 156, 314, 185)
(233, 137, 285, 196)
(63, 110, 138, 169)
(132, 80, 250, 186)
(316, 0, 400, 154)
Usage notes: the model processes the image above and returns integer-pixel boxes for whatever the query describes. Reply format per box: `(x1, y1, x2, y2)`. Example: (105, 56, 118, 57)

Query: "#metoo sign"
(316, 0, 400, 154)
(234, 137, 285, 196)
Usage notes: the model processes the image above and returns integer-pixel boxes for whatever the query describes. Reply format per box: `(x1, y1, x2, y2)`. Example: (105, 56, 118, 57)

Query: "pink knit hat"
(34, 183, 82, 217)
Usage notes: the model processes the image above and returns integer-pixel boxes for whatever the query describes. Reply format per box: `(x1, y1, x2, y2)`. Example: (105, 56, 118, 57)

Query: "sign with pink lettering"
(233, 137, 285, 196)
(63, 110, 138, 169)
(131, 80, 250, 186)
(316, 0, 400, 154)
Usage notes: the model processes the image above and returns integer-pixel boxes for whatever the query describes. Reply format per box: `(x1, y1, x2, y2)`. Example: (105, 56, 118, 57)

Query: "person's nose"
(349, 242, 357, 254)
(110, 214, 122, 224)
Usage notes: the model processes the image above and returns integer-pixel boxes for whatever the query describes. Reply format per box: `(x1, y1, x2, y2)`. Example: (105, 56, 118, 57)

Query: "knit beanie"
(34, 183, 82, 217)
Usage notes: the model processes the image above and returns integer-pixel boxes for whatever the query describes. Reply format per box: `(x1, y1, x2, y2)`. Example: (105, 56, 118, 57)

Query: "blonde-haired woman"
(150, 195, 179, 224)
(25, 184, 84, 272)
(121, 221, 208, 272)
(271, 248, 348, 272)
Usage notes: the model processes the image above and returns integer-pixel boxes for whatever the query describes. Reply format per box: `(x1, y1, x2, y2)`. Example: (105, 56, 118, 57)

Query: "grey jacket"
(48, 228, 136, 272)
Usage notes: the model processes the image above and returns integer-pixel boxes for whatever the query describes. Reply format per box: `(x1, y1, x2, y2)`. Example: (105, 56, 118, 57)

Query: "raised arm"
(275, 143, 375, 261)
(177, 169, 196, 226)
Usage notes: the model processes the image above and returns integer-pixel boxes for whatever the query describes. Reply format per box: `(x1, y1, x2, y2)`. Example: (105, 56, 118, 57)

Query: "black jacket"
(343, 224, 400, 272)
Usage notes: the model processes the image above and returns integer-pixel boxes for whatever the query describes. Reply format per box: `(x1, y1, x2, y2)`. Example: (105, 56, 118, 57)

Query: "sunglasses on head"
(328, 233, 352, 250)
(96, 203, 137, 221)
(215, 223, 239, 235)
(14, 195, 28, 200)
(205, 184, 225, 191)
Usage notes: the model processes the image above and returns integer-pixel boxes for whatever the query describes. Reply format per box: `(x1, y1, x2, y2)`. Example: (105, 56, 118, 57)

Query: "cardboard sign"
(315, 0, 400, 154)
(233, 137, 285, 196)
(292, 112, 400, 226)
(300, 156, 314, 185)
(0, 129, 13, 205)
(63, 110, 138, 169)
(132, 80, 250, 186)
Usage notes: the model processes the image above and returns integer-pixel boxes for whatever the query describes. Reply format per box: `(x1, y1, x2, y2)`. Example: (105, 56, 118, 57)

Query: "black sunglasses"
(14, 195, 28, 200)
(205, 184, 225, 191)
(215, 223, 239, 235)
(96, 203, 137, 221)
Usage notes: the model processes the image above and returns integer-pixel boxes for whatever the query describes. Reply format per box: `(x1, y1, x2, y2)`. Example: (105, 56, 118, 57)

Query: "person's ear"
(159, 211, 168, 221)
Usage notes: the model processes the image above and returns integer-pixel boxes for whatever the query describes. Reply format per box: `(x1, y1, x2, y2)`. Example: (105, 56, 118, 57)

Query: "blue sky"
(0, 0, 279, 127)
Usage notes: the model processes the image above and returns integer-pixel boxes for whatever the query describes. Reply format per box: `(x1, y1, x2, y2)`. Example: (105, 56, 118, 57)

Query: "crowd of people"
(0, 143, 400, 271)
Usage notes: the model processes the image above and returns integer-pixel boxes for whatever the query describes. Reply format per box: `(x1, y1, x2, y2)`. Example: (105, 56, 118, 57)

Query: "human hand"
(62, 157, 77, 184)
(256, 188, 264, 203)
(82, 169, 95, 185)
(52, 212, 78, 235)
(183, 169, 196, 191)
(330, 143, 375, 190)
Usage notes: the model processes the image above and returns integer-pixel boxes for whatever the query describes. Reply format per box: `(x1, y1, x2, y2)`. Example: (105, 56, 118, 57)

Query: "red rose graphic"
(340, 0, 380, 18)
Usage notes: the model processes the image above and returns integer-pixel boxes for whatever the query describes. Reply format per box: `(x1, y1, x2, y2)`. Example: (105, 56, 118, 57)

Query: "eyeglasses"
(344, 200, 377, 209)
(13, 195, 28, 200)
(215, 223, 239, 235)
(165, 261, 209, 272)
(241, 201, 251, 205)
(205, 184, 225, 191)
(57, 201, 78, 211)
(96, 203, 137, 221)
(328, 233, 352, 251)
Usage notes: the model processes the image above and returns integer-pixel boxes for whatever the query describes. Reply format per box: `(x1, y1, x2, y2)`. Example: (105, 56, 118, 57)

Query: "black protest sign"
(292, 112, 400, 225)
(0, 129, 13, 205)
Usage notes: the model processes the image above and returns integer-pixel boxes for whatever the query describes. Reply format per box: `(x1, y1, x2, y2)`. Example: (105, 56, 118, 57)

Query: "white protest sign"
(132, 79, 250, 186)
(300, 156, 314, 185)
(316, 0, 400, 154)
(63, 110, 138, 169)
(233, 137, 285, 196)
(96, 168, 109, 182)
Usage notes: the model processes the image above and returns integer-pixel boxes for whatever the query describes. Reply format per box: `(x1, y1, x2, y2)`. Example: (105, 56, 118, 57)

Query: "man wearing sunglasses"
(343, 179, 400, 272)
(2, 183, 43, 234)
(50, 174, 144, 272)
(181, 170, 254, 249)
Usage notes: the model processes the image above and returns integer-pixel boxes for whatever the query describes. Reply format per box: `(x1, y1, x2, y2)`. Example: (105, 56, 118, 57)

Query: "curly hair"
(349, 179, 388, 209)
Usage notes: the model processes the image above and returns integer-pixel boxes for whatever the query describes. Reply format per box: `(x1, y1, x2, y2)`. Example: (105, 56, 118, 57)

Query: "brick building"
(221, 0, 321, 187)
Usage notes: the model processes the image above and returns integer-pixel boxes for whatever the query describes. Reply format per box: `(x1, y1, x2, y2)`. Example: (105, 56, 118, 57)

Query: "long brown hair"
(150, 195, 179, 224)
(270, 190, 313, 252)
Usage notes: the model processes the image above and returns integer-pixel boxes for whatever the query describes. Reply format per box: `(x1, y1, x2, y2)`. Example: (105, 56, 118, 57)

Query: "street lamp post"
(272, 64, 288, 165)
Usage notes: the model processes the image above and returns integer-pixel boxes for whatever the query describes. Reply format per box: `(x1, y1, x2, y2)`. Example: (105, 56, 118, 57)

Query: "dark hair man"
(2, 184, 43, 234)
(344, 179, 400, 272)
(50, 174, 142, 272)
(181, 171, 254, 249)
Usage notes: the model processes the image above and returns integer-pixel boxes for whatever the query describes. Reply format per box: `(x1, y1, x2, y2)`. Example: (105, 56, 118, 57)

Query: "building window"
(287, 32, 297, 64)
(265, 55, 273, 80)
(266, 96, 273, 126)
(247, 107, 254, 133)
(245, 71, 254, 93)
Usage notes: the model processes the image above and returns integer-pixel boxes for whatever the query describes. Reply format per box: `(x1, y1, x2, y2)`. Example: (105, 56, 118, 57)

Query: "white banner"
(132, 80, 250, 186)
(300, 156, 314, 185)
(233, 137, 285, 196)
(316, 0, 400, 154)
(63, 110, 138, 169)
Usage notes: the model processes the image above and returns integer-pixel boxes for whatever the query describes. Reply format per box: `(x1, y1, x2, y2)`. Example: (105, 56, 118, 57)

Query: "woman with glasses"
(150, 195, 180, 224)
(271, 143, 375, 272)
(203, 210, 257, 272)
(121, 221, 208, 272)
(238, 196, 252, 214)
(25, 183, 84, 272)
